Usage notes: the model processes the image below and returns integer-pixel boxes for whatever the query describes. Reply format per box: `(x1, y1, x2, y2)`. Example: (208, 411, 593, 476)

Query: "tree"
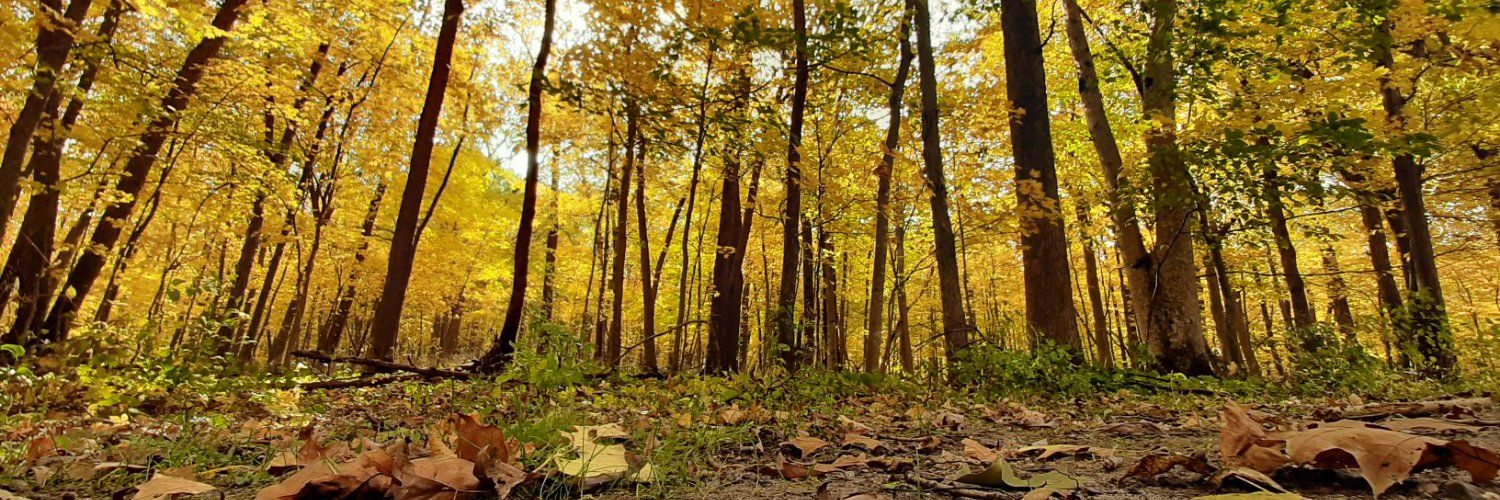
(478, 0, 556, 370)
(368, 0, 465, 362)
(999, 0, 1081, 353)
(775, 0, 812, 371)
(41, 0, 253, 344)
(912, 0, 971, 362)
(864, 3, 913, 373)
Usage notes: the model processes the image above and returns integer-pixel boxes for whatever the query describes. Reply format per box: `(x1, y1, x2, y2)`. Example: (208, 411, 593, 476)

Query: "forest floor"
(3, 366, 1499, 499)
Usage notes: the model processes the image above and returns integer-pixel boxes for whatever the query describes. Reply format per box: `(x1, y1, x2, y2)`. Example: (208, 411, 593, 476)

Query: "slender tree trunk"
(1001, 0, 1081, 353)
(607, 101, 639, 368)
(677, 39, 717, 373)
(820, 233, 844, 369)
(43, 0, 251, 341)
(320, 182, 384, 353)
(775, 0, 811, 371)
(1138, 0, 1214, 375)
(867, 12, 914, 373)
(912, 0, 971, 363)
(633, 140, 661, 374)
(1263, 168, 1317, 337)
(1342, 172, 1405, 320)
(0, 0, 97, 238)
(893, 223, 914, 372)
(368, 0, 464, 361)
(1076, 206, 1113, 368)
(481, 0, 554, 368)
(1375, 17, 1454, 377)
(541, 156, 559, 320)
(1321, 245, 1357, 341)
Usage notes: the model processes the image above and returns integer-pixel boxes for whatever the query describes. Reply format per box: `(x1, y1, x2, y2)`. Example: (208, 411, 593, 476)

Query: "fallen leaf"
(916, 436, 942, 454)
(1193, 494, 1303, 500)
(956, 458, 1079, 490)
(838, 415, 873, 435)
(1022, 487, 1076, 500)
(1015, 444, 1115, 461)
(25, 435, 56, 463)
(1280, 420, 1499, 496)
(1376, 418, 1487, 435)
(131, 474, 216, 500)
(961, 438, 999, 462)
(756, 456, 811, 479)
(1013, 409, 1056, 429)
(841, 433, 886, 454)
(784, 436, 830, 458)
(1101, 420, 1169, 435)
(1219, 403, 1291, 472)
(1123, 452, 1217, 479)
(1206, 467, 1287, 493)
(453, 413, 513, 469)
(933, 412, 966, 430)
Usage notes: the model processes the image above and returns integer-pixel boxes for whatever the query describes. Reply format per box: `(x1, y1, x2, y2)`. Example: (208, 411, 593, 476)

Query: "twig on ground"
(290, 350, 471, 379)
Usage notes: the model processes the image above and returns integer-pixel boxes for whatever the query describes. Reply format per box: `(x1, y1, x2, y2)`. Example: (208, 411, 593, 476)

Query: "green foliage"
(494, 321, 594, 394)
(950, 343, 1113, 398)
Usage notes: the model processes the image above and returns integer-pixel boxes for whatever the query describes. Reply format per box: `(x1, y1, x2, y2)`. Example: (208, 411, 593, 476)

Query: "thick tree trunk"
(43, 0, 251, 341)
(368, 0, 464, 362)
(706, 53, 752, 375)
(1138, 0, 1215, 376)
(1, 90, 64, 344)
(912, 0, 971, 362)
(866, 12, 913, 373)
(775, 0, 811, 371)
(0, 0, 97, 239)
(482, 0, 554, 368)
(1001, 0, 1081, 353)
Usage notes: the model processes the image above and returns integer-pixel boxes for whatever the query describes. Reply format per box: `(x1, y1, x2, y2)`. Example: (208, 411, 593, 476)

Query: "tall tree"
(1263, 168, 1317, 336)
(912, 0, 971, 361)
(1076, 205, 1113, 368)
(41, 0, 253, 343)
(706, 46, 754, 375)
(865, 5, 913, 373)
(0, 0, 96, 240)
(606, 101, 639, 368)
(775, 0, 812, 371)
(368, 0, 465, 362)
(479, 0, 555, 369)
(999, 0, 1081, 352)
(1137, 0, 1215, 375)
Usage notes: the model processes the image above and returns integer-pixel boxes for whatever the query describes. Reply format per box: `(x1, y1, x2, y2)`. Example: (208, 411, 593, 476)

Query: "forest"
(1, 0, 1498, 496)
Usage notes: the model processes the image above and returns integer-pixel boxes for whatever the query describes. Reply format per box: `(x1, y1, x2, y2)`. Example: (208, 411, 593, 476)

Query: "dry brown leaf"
(1123, 452, 1217, 479)
(24, 435, 55, 463)
(1376, 417, 1487, 435)
(1206, 467, 1287, 493)
(841, 433, 886, 454)
(961, 438, 999, 462)
(1219, 403, 1291, 472)
(1015, 444, 1115, 461)
(756, 456, 811, 479)
(1101, 420, 1169, 435)
(1280, 420, 1499, 496)
(453, 413, 512, 468)
(1013, 409, 1056, 429)
(131, 473, 216, 500)
(916, 436, 942, 454)
(866, 457, 914, 473)
(933, 411, 967, 430)
(784, 436, 830, 458)
(838, 415, 874, 435)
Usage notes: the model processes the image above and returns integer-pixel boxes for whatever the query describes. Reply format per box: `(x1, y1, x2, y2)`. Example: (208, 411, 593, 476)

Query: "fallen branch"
(290, 350, 471, 379)
(300, 373, 421, 390)
(900, 473, 1022, 499)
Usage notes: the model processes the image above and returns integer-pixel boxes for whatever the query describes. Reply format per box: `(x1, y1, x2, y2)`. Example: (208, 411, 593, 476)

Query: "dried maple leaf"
(1280, 420, 1498, 496)
(841, 433, 886, 454)
(961, 438, 999, 462)
(452, 413, 513, 468)
(1219, 403, 1291, 472)
(783, 436, 830, 458)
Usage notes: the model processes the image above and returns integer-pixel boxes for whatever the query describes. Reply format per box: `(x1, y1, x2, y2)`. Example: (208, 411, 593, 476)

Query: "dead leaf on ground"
(1012, 409, 1056, 428)
(1123, 452, 1217, 479)
(1193, 494, 1304, 500)
(1022, 487, 1077, 500)
(783, 436, 830, 458)
(1206, 467, 1287, 493)
(1219, 402, 1292, 472)
(838, 415, 873, 435)
(841, 433, 887, 454)
(916, 436, 942, 454)
(130, 473, 216, 500)
(956, 457, 1079, 490)
(1376, 417, 1487, 435)
(757, 456, 811, 479)
(933, 411, 966, 430)
(1015, 444, 1115, 461)
(961, 438, 999, 462)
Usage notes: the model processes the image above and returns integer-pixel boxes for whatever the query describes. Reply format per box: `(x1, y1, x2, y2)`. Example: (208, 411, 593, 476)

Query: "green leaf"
(955, 458, 1079, 490)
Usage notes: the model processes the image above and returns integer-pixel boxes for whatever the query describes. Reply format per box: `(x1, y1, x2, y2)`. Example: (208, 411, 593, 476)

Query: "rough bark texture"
(913, 0, 971, 362)
(368, 0, 463, 362)
(1263, 169, 1317, 338)
(1000, 0, 1081, 353)
(706, 53, 752, 375)
(775, 0, 810, 371)
(1077, 206, 1113, 368)
(43, 0, 251, 342)
(1321, 245, 1357, 340)
(607, 102, 638, 368)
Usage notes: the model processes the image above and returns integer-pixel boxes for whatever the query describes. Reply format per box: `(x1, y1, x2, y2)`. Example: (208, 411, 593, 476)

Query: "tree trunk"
(1, 89, 64, 344)
(43, 0, 251, 341)
(893, 223, 914, 372)
(867, 7, 914, 373)
(1375, 17, 1454, 377)
(541, 157, 559, 321)
(677, 39, 717, 373)
(633, 140, 661, 374)
(321, 182, 385, 353)
(481, 0, 554, 368)
(1138, 0, 1215, 375)
(1321, 245, 1357, 341)
(0, 0, 97, 239)
(368, 0, 464, 362)
(1263, 168, 1317, 337)
(775, 0, 811, 371)
(706, 51, 752, 375)
(607, 101, 638, 368)
(1001, 0, 1081, 353)
(1076, 206, 1113, 368)
(913, 0, 971, 363)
